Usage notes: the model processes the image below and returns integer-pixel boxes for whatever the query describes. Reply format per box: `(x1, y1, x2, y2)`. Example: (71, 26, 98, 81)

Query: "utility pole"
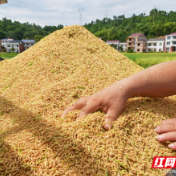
(0, 0, 8, 5)
(78, 7, 85, 26)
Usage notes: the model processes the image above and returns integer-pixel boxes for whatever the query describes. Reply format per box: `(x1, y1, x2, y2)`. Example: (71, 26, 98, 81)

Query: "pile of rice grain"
(0, 25, 175, 176)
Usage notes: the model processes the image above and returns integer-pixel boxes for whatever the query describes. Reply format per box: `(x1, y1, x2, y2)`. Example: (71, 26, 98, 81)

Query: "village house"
(4, 40, 25, 53)
(126, 33, 147, 52)
(106, 40, 120, 50)
(165, 32, 176, 52)
(119, 42, 127, 51)
(146, 38, 165, 52)
(1, 38, 13, 47)
(21, 39, 35, 50)
(1, 38, 35, 53)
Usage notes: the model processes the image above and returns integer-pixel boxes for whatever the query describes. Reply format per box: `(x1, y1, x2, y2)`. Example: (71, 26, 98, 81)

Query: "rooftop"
(106, 40, 120, 43)
(8, 40, 23, 43)
(128, 33, 142, 37)
(166, 32, 176, 36)
(148, 38, 165, 41)
(21, 39, 35, 43)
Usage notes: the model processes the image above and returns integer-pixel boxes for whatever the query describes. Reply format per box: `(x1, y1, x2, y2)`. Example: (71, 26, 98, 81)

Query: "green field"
(123, 53, 176, 69)
(1, 52, 176, 69)
(0, 53, 19, 59)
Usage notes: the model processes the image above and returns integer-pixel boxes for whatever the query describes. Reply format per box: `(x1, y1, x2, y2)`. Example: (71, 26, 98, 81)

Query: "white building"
(4, 40, 24, 53)
(21, 39, 35, 50)
(165, 32, 176, 52)
(146, 38, 165, 52)
(119, 42, 127, 51)
(106, 40, 120, 50)
(1, 38, 13, 47)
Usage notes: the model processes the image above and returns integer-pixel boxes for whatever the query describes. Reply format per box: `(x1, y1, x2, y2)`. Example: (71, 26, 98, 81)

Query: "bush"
(127, 49, 134, 53)
(109, 44, 118, 50)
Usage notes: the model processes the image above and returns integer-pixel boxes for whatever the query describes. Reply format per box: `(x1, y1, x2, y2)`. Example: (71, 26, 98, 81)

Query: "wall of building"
(165, 35, 176, 52)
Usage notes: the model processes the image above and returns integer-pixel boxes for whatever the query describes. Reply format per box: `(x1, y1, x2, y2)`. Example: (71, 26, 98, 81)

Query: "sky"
(0, 0, 176, 27)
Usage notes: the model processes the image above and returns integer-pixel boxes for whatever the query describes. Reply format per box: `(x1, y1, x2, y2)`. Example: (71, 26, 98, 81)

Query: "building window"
(166, 47, 170, 51)
(154, 49, 156, 51)
(129, 39, 131, 41)
(154, 43, 157, 46)
(138, 43, 140, 46)
(137, 49, 140, 52)
(173, 36, 176, 39)
(173, 41, 176, 45)
(167, 42, 170, 45)
(149, 43, 151, 46)
(159, 43, 162, 46)
(167, 36, 171, 40)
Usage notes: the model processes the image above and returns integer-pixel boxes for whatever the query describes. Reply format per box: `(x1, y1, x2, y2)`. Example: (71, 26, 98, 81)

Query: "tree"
(2, 46, 6, 52)
(0, 30, 6, 39)
(34, 35, 42, 42)
(109, 44, 117, 50)
(11, 47, 15, 53)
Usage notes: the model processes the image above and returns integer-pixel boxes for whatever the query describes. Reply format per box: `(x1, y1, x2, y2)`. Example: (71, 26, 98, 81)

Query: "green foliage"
(0, 18, 64, 40)
(118, 46, 123, 51)
(34, 35, 43, 42)
(10, 47, 15, 52)
(84, 9, 176, 41)
(109, 44, 117, 49)
(1, 46, 6, 52)
(127, 49, 134, 53)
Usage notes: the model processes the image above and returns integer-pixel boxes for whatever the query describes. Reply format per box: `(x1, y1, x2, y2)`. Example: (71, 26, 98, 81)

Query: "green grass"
(123, 53, 176, 69)
(1, 52, 176, 69)
(0, 53, 19, 59)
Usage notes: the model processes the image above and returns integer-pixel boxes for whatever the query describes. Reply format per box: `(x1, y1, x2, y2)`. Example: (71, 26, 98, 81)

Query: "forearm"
(123, 61, 176, 98)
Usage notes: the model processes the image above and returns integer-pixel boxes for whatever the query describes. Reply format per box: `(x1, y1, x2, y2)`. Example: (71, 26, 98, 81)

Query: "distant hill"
(84, 8, 176, 42)
(1, 8, 176, 42)
(0, 17, 63, 40)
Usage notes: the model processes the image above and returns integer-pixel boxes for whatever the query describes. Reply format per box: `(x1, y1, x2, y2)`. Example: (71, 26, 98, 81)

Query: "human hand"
(155, 118, 176, 150)
(61, 81, 130, 130)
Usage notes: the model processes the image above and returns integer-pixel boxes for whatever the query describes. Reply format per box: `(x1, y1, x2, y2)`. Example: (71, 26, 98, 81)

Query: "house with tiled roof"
(126, 33, 147, 52)
(165, 32, 176, 52)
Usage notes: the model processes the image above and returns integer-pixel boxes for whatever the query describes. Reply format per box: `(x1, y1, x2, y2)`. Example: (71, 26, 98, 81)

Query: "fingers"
(155, 123, 176, 134)
(61, 97, 88, 117)
(156, 131, 176, 143)
(78, 101, 99, 118)
(168, 142, 176, 150)
(160, 118, 176, 125)
(104, 108, 120, 131)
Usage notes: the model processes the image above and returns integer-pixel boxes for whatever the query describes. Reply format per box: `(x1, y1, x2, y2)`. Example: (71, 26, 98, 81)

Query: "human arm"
(62, 61, 176, 149)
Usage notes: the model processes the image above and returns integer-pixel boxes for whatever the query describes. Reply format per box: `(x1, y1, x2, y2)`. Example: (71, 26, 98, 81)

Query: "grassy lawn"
(123, 53, 176, 69)
(0, 53, 19, 59)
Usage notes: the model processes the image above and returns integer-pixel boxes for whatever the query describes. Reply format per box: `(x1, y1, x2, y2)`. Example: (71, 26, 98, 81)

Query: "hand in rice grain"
(155, 118, 176, 150)
(61, 80, 130, 130)
(62, 60, 176, 150)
